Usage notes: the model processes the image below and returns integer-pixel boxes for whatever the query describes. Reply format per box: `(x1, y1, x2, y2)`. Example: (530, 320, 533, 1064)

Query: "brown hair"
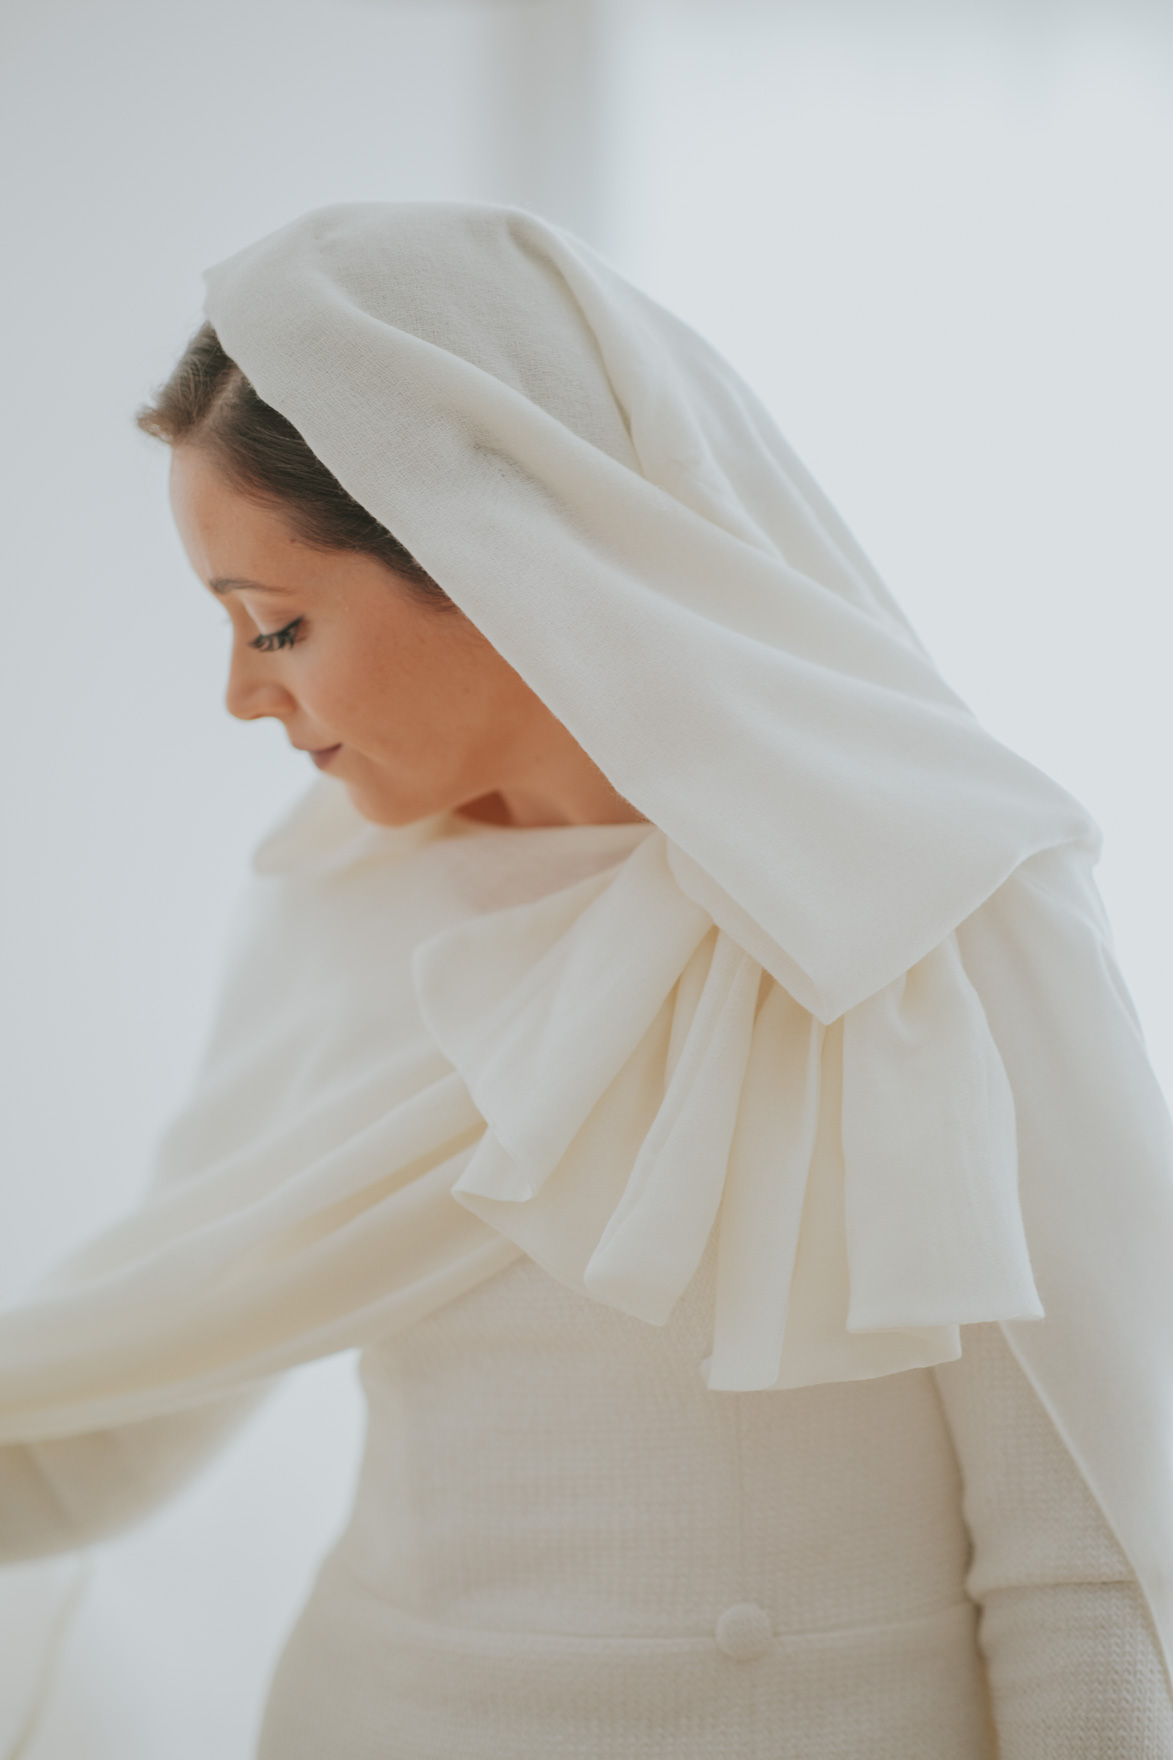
(136, 322, 451, 605)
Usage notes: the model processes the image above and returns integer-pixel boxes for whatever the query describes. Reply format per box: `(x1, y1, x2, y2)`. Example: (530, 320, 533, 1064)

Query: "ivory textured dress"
(1, 804, 1170, 1756)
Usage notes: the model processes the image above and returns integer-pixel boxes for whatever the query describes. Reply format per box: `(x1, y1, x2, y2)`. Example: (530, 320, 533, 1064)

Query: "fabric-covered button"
(715, 1602, 773, 1662)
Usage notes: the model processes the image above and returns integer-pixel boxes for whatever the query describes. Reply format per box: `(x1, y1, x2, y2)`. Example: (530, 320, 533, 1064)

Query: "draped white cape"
(2, 203, 1172, 1679)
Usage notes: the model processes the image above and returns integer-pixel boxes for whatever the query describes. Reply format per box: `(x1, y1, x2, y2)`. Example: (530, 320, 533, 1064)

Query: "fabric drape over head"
(1, 203, 1172, 1680)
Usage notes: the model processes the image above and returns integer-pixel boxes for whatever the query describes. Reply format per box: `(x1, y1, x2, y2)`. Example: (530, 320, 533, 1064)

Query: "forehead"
(168, 447, 307, 583)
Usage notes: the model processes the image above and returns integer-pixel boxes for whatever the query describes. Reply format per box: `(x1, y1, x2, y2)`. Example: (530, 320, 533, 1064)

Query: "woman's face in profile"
(169, 446, 639, 829)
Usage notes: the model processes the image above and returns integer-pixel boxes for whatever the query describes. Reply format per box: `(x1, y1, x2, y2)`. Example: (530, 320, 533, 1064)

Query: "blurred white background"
(1, 1, 1170, 1753)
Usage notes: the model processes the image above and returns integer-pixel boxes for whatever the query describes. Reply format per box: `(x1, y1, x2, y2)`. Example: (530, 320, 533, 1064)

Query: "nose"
(224, 638, 297, 723)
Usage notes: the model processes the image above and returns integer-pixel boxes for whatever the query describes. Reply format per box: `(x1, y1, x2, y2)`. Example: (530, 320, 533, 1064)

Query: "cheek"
(309, 623, 502, 763)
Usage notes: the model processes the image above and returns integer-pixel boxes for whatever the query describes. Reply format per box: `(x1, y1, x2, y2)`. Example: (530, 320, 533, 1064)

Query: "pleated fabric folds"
(415, 823, 1041, 1389)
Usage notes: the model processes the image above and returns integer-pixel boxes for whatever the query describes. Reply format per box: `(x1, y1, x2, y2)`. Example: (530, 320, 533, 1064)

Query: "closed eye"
(250, 617, 304, 653)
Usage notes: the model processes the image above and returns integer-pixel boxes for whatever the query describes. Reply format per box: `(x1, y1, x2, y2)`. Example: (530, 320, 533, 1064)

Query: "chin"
(341, 778, 451, 830)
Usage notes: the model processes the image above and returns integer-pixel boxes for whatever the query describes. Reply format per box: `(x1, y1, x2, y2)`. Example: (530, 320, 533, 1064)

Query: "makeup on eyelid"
(249, 616, 304, 653)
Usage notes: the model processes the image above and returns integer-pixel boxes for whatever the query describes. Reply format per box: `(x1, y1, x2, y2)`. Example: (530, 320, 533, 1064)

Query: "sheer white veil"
(210, 202, 1092, 1021)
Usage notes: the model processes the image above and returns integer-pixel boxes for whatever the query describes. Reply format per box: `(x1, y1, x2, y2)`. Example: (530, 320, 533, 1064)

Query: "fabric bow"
(415, 830, 1042, 1391)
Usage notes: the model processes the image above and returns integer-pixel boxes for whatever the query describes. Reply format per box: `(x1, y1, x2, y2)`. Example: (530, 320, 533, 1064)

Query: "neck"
(459, 783, 647, 829)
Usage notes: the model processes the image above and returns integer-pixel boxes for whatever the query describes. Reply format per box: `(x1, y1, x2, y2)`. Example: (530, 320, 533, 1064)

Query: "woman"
(1, 202, 1172, 1757)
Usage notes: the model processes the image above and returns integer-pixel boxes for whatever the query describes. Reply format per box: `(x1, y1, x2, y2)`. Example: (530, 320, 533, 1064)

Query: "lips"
(309, 745, 342, 770)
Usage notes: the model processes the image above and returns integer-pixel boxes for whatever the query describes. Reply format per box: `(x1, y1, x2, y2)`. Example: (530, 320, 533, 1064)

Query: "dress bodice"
(260, 1250, 992, 1760)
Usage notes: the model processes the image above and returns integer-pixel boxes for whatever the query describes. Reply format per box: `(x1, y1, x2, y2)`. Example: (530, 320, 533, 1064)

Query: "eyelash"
(249, 617, 303, 653)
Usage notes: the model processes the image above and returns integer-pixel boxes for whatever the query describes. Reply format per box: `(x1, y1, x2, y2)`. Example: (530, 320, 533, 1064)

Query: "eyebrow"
(209, 576, 290, 596)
